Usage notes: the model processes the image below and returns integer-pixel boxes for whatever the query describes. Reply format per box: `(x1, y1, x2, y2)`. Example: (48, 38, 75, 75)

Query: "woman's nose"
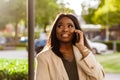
(63, 26, 69, 31)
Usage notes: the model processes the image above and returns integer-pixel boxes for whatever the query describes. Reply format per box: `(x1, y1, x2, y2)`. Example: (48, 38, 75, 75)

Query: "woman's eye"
(57, 24, 63, 28)
(68, 24, 73, 28)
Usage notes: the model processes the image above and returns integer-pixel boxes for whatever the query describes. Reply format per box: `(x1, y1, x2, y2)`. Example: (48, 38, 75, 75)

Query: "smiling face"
(56, 17, 76, 43)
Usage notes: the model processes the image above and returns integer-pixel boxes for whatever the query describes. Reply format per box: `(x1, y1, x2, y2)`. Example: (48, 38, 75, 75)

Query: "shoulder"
(36, 49, 52, 57)
(36, 49, 58, 61)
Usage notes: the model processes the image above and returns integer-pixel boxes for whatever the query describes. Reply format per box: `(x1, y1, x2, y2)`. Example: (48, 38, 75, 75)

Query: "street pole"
(28, 0, 35, 80)
(106, 0, 109, 42)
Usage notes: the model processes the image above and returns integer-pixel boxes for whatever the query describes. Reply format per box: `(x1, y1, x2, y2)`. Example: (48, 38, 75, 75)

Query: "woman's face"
(56, 17, 76, 43)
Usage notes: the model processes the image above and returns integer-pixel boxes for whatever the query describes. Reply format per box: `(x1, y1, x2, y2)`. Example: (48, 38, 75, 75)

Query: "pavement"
(0, 50, 120, 80)
(105, 73, 120, 80)
(0, 50, 28, 59)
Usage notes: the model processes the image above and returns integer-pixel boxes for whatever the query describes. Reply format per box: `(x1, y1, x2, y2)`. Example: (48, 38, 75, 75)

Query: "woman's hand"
(74, 30, 85, 49)
(74, 30, 90, 58)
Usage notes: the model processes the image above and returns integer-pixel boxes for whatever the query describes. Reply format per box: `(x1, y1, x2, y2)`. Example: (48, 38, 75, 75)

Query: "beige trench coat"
(35, 46, 105, 80)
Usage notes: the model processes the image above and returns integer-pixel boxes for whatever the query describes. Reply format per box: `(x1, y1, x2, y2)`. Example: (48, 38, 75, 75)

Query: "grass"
(95, 52, 120, 73)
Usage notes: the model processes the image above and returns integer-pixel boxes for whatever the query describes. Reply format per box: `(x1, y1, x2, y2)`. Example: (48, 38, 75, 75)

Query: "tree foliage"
(0, 0, 26, 44)
(93, 0, 120, 26)
(0, 0, 73, 30)
(81, 0, 100, 24)
(82, 0, 120, 27)
(35, 0, 59, 31)
(0, 0, 73, 32)
(0, 0, 26, 28)
(35, 0, 73, 32)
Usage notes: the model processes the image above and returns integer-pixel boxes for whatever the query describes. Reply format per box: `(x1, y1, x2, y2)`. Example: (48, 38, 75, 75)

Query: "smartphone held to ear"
(75, 33, 80, 43)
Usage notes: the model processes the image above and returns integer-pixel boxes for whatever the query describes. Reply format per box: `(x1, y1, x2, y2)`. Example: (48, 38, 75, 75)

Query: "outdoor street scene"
(0, 0, 120, 80)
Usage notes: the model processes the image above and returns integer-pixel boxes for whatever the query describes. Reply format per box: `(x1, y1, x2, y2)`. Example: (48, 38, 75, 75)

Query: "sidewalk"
(0, 50, 28, 59)
(105, 73, 120, 80)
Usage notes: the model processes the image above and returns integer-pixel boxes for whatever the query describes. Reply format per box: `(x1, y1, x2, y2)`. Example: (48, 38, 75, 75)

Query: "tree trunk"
(14, 23, 18, 47)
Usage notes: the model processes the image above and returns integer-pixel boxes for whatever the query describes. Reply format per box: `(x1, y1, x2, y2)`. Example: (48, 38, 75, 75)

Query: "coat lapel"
(51, 51, 69, 80)
(73, 46, 86, 80)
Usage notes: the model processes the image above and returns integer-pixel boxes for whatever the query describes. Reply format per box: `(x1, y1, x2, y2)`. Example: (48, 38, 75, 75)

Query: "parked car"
(19, 36, 28, 43)
(34, 39, 46, 53)
(26, 39, 46, 54)
(87, 39, 108, 54)
(0, 36, 6, 44)
(34, 32, 47, 53)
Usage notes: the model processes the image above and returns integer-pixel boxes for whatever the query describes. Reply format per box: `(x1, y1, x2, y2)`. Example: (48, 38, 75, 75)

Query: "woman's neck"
(60, 42, 72, 48)
(59, 43, 74, 62)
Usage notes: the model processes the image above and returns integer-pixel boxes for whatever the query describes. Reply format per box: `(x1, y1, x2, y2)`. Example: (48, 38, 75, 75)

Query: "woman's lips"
(61, 34, 69, 37)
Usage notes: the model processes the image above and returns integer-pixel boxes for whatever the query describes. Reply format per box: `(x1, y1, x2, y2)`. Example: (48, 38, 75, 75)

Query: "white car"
(87, 39, 108, 54)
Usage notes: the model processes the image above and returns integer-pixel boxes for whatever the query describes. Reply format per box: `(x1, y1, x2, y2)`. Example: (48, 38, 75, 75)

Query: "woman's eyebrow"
(67, 23, 73, 25)
(57, 22, 63, 25)
(58, 22, 62, 24)
(57, 21, 74, 26)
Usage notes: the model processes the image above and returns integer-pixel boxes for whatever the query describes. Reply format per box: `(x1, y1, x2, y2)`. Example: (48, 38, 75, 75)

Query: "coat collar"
(50, 45, 83, 80)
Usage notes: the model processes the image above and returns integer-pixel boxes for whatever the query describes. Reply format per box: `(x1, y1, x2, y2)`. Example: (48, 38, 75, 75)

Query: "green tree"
(82, 7, 96, 24)
(0, 0, 10, 29)
(0, 0, 26, 44)
(82, 0, 120, 27)
(58, 1, 74, 14)
(81, 0, 100, 24)
(35, 0, 73, 32)
(35, 0, 59, 32)
(92, 0, 120, 27)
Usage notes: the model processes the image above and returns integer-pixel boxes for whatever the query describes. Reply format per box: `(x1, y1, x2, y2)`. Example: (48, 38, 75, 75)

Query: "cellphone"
(75, 33, 80, 43)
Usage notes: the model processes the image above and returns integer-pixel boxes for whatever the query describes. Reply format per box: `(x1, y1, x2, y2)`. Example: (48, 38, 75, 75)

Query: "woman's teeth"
(62, 34, 69, 37)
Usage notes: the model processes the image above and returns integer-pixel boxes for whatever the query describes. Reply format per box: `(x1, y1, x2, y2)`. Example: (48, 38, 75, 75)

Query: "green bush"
(102, 41, 120, 51)
(0, 69, 28, 80)
(17, 43, 27, 47)
(116, 41, 120, 51)
(0, 59, 28, 80)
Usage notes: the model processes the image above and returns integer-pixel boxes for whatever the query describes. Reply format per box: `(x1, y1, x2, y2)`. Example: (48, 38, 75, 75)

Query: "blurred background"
(0, 0, 120, 80)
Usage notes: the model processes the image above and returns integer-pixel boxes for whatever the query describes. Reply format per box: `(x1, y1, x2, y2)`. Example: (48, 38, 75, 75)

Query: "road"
(0, 50, 120, 80)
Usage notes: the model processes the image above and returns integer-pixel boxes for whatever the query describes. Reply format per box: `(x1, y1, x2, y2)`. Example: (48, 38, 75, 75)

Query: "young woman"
(35, 13, 105, 80)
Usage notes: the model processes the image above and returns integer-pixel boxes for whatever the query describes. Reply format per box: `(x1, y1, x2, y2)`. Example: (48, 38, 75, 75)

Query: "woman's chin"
(61, 40, 72, 43)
